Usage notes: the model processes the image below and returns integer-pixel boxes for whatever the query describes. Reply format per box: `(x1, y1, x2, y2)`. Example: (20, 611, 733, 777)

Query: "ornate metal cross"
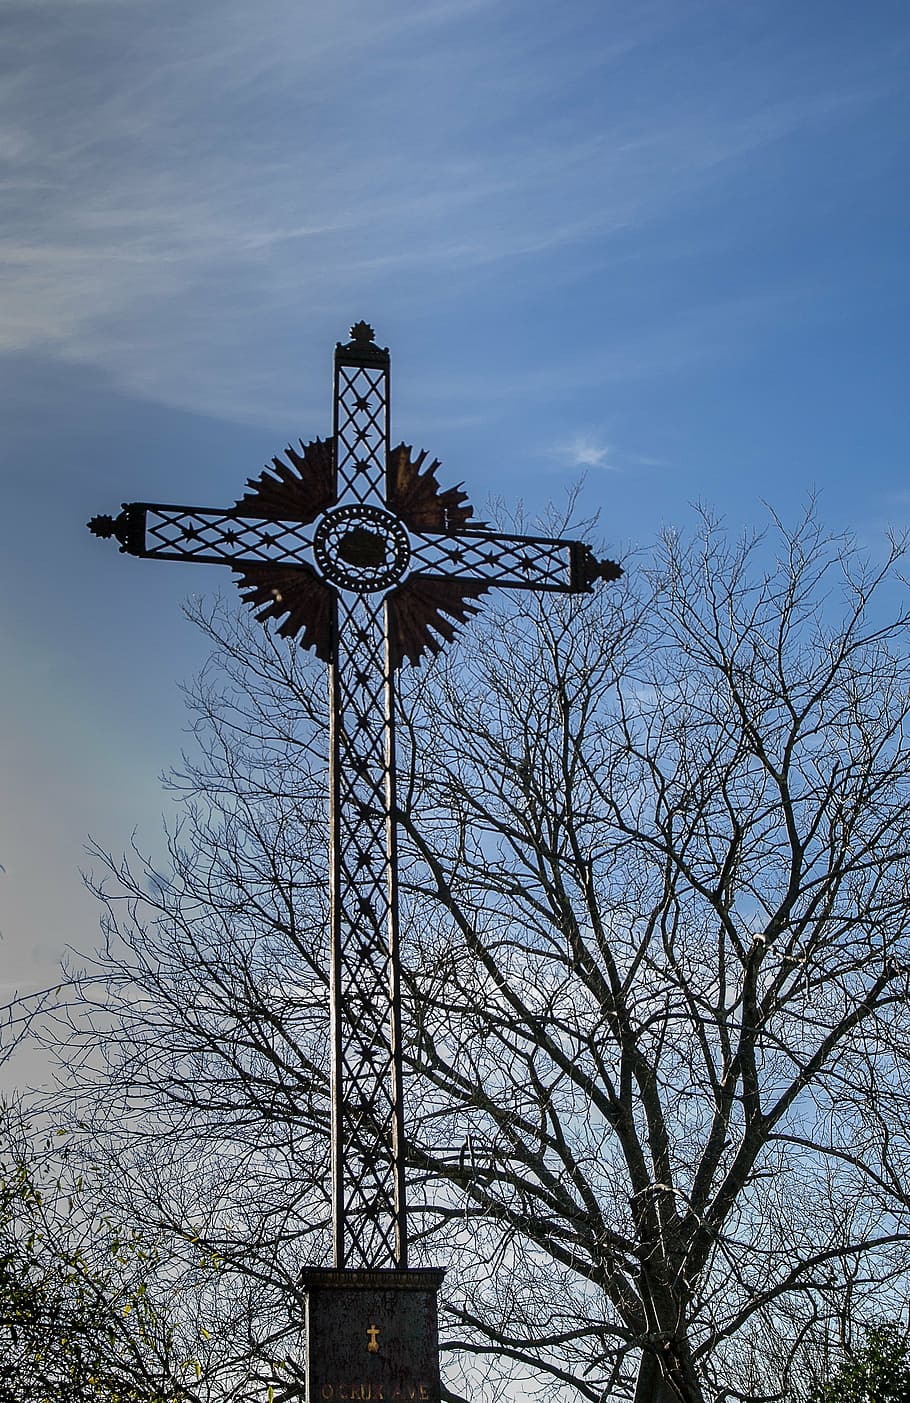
(89, 322, 621, 1273)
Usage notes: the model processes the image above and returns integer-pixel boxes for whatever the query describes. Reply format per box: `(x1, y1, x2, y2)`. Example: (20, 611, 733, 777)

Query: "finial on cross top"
(350, 320, 375, 345)
(338, 319, 389, 366)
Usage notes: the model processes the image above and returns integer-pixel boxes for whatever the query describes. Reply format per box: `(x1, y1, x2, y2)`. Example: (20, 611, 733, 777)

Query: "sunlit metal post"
(327, 332, 407, 1268)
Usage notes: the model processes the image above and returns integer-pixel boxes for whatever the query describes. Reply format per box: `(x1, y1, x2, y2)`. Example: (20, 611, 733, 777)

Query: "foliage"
(0, 1110, 217, 1403)
(52, 506, 910, 1403)
(808, 1324, 910, 1403)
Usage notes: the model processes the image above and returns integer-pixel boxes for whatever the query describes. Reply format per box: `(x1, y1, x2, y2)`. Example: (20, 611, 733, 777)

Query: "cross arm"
(406, 529, 622, 594)
(87, 502, 315, 569)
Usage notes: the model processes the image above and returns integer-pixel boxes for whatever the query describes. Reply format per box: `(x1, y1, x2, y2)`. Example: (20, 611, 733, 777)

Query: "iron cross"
(88, 322, 622, 1272)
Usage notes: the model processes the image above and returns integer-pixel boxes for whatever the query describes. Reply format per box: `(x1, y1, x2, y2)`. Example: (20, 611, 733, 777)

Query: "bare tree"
(53, 505, 910, 1403)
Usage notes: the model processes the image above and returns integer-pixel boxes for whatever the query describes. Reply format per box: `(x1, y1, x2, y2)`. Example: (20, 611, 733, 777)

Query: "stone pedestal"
(301, 1268, 445, 1403)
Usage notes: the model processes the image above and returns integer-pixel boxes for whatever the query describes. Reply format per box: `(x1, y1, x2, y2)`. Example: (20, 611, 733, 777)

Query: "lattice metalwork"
(146, 506, 316, 565)
(328, 330, 405, 1268)
(330, 589, 403, 1267)
(88, 320, 623, 1272)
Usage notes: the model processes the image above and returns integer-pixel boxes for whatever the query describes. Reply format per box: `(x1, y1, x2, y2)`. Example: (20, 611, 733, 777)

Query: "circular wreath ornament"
(313, 503, 411, 593)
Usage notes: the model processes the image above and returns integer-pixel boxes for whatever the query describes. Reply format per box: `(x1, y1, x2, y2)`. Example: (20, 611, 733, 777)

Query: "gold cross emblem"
(366, 1324, 380, 1353)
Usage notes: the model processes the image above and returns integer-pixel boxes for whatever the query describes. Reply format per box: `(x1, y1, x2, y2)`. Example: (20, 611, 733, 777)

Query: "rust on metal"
(236, 436, 335, 523)
(387, 575, 489, 669)
(235, 560, 335, 660)
(387, 443, 483, 534)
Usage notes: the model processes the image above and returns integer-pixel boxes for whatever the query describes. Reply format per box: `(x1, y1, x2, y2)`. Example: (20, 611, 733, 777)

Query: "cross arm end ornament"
(570, 541, 624, 591)
(87, 506, 145, 555)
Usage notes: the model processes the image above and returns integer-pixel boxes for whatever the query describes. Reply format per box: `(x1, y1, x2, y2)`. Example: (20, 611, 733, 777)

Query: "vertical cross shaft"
(329, 336, 406, 1268)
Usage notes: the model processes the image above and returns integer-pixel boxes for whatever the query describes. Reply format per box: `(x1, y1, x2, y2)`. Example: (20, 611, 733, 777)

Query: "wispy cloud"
(0, 0, 899, 425)
(559, 435, 614, 470)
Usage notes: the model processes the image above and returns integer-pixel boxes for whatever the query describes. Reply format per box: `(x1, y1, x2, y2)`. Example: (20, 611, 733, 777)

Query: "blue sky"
(1, 0, 908, 1042)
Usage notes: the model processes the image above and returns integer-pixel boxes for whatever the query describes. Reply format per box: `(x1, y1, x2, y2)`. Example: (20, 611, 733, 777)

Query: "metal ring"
(313, 504, 410, 593)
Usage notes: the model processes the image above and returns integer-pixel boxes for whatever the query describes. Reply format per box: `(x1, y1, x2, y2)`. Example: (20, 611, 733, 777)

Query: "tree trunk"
(634, 1351, 672, 1403)
(634, 1346, 702, 1403)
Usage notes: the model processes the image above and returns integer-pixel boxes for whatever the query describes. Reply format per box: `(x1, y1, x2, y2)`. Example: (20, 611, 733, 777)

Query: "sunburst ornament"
(229, 436, 503, 667)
